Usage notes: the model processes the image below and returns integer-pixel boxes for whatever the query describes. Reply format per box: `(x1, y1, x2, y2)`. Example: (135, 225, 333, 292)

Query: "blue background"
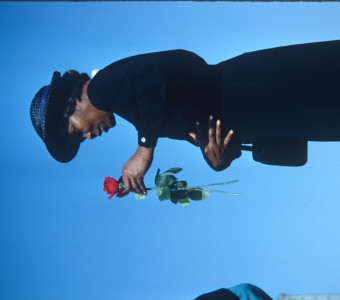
(1, 2, 340, 300)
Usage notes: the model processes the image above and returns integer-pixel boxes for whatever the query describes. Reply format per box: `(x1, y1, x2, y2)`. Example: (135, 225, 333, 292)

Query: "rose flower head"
(103, 176, 129, 199)
(103, 177, 119, 199)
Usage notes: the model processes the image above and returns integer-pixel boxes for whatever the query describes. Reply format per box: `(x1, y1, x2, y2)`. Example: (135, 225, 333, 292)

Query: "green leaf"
(174, 181, 187, 189)
(170, 190, 188, 204)
(157, 186, 171, 201)
(134, 193, 146, 200)
(160, 167, 183, 176)
(178, 197, 190, 207)
(188, 189, 210, 200)
(155, 175, 176, 187)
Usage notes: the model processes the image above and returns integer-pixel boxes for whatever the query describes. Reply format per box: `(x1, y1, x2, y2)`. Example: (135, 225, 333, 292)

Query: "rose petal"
(103, 177, 119, 199)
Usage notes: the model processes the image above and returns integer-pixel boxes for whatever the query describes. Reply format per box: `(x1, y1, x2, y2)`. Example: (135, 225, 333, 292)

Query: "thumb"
(189, 132, 198, 145)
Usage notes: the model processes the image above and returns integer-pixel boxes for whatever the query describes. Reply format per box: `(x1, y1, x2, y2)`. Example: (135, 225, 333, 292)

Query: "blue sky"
(1, 2, 340, 300)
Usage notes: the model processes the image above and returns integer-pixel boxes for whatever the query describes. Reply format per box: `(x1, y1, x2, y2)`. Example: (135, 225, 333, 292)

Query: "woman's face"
(68, 97, 116, 143)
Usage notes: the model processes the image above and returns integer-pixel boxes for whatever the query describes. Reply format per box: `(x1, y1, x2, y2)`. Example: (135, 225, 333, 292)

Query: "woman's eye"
(70, 129, 84, 143)
(75, 131, 83, 138)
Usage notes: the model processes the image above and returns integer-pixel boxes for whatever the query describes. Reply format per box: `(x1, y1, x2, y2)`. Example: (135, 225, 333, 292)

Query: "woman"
(30, 40, 340, 195)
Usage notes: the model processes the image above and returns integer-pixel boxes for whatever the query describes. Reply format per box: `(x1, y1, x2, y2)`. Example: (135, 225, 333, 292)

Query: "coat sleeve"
(87, 55, 168, 148)
(134, 59, 167, 148)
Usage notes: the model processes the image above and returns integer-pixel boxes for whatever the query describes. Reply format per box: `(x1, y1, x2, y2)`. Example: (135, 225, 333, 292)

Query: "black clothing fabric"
(87, 41, 340, 166)
(88, 49, 223, 148)
(220, 40, 340, 143)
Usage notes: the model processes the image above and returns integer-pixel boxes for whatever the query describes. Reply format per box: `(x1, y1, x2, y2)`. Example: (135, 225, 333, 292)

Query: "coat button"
(141, 137, 146, 143)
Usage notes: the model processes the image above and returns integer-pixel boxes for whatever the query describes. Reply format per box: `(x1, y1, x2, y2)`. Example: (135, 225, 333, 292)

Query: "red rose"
(103, 177, 119, 199)
(103, 176, 129, 199)
(116, 176, 129, 198)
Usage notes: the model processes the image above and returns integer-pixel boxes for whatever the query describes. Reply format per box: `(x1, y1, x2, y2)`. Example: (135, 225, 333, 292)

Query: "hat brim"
(43, 72, 80, 163)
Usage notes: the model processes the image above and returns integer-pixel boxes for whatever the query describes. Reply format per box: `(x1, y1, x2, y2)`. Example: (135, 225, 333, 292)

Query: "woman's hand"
(189, 116, 241, 171)
(121, 146, 154, 195)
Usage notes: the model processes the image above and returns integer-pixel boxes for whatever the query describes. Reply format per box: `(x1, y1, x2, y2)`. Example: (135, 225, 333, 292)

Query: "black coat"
(87, 40, 340, 166)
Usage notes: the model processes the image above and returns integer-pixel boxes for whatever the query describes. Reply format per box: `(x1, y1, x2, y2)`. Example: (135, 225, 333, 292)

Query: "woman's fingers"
(128, 176, 146, 195)
(190, 117, 229, 150)
(190, 116, 237, 171)
(130, 181, 141, 194)
(122, 173, 142, 194)
(121, 146, 152, 195)
(136, 177, 147, 195)
(189, 121, 203, 146)
(196, 121, 202, 143)
(122, 175, 131, 191)
(208, 116, 216, 144)
(189, 132, 198, 145)
(124, 177, 142, 195)
(223, 130, 234, 149)
(216, 119, 222, 146)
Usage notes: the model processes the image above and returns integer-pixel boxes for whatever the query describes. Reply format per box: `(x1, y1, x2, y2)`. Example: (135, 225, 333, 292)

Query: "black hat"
(30, 70, 89, 163)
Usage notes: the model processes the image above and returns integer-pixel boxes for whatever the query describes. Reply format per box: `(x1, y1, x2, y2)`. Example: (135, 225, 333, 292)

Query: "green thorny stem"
(146, 180, 241, 196)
